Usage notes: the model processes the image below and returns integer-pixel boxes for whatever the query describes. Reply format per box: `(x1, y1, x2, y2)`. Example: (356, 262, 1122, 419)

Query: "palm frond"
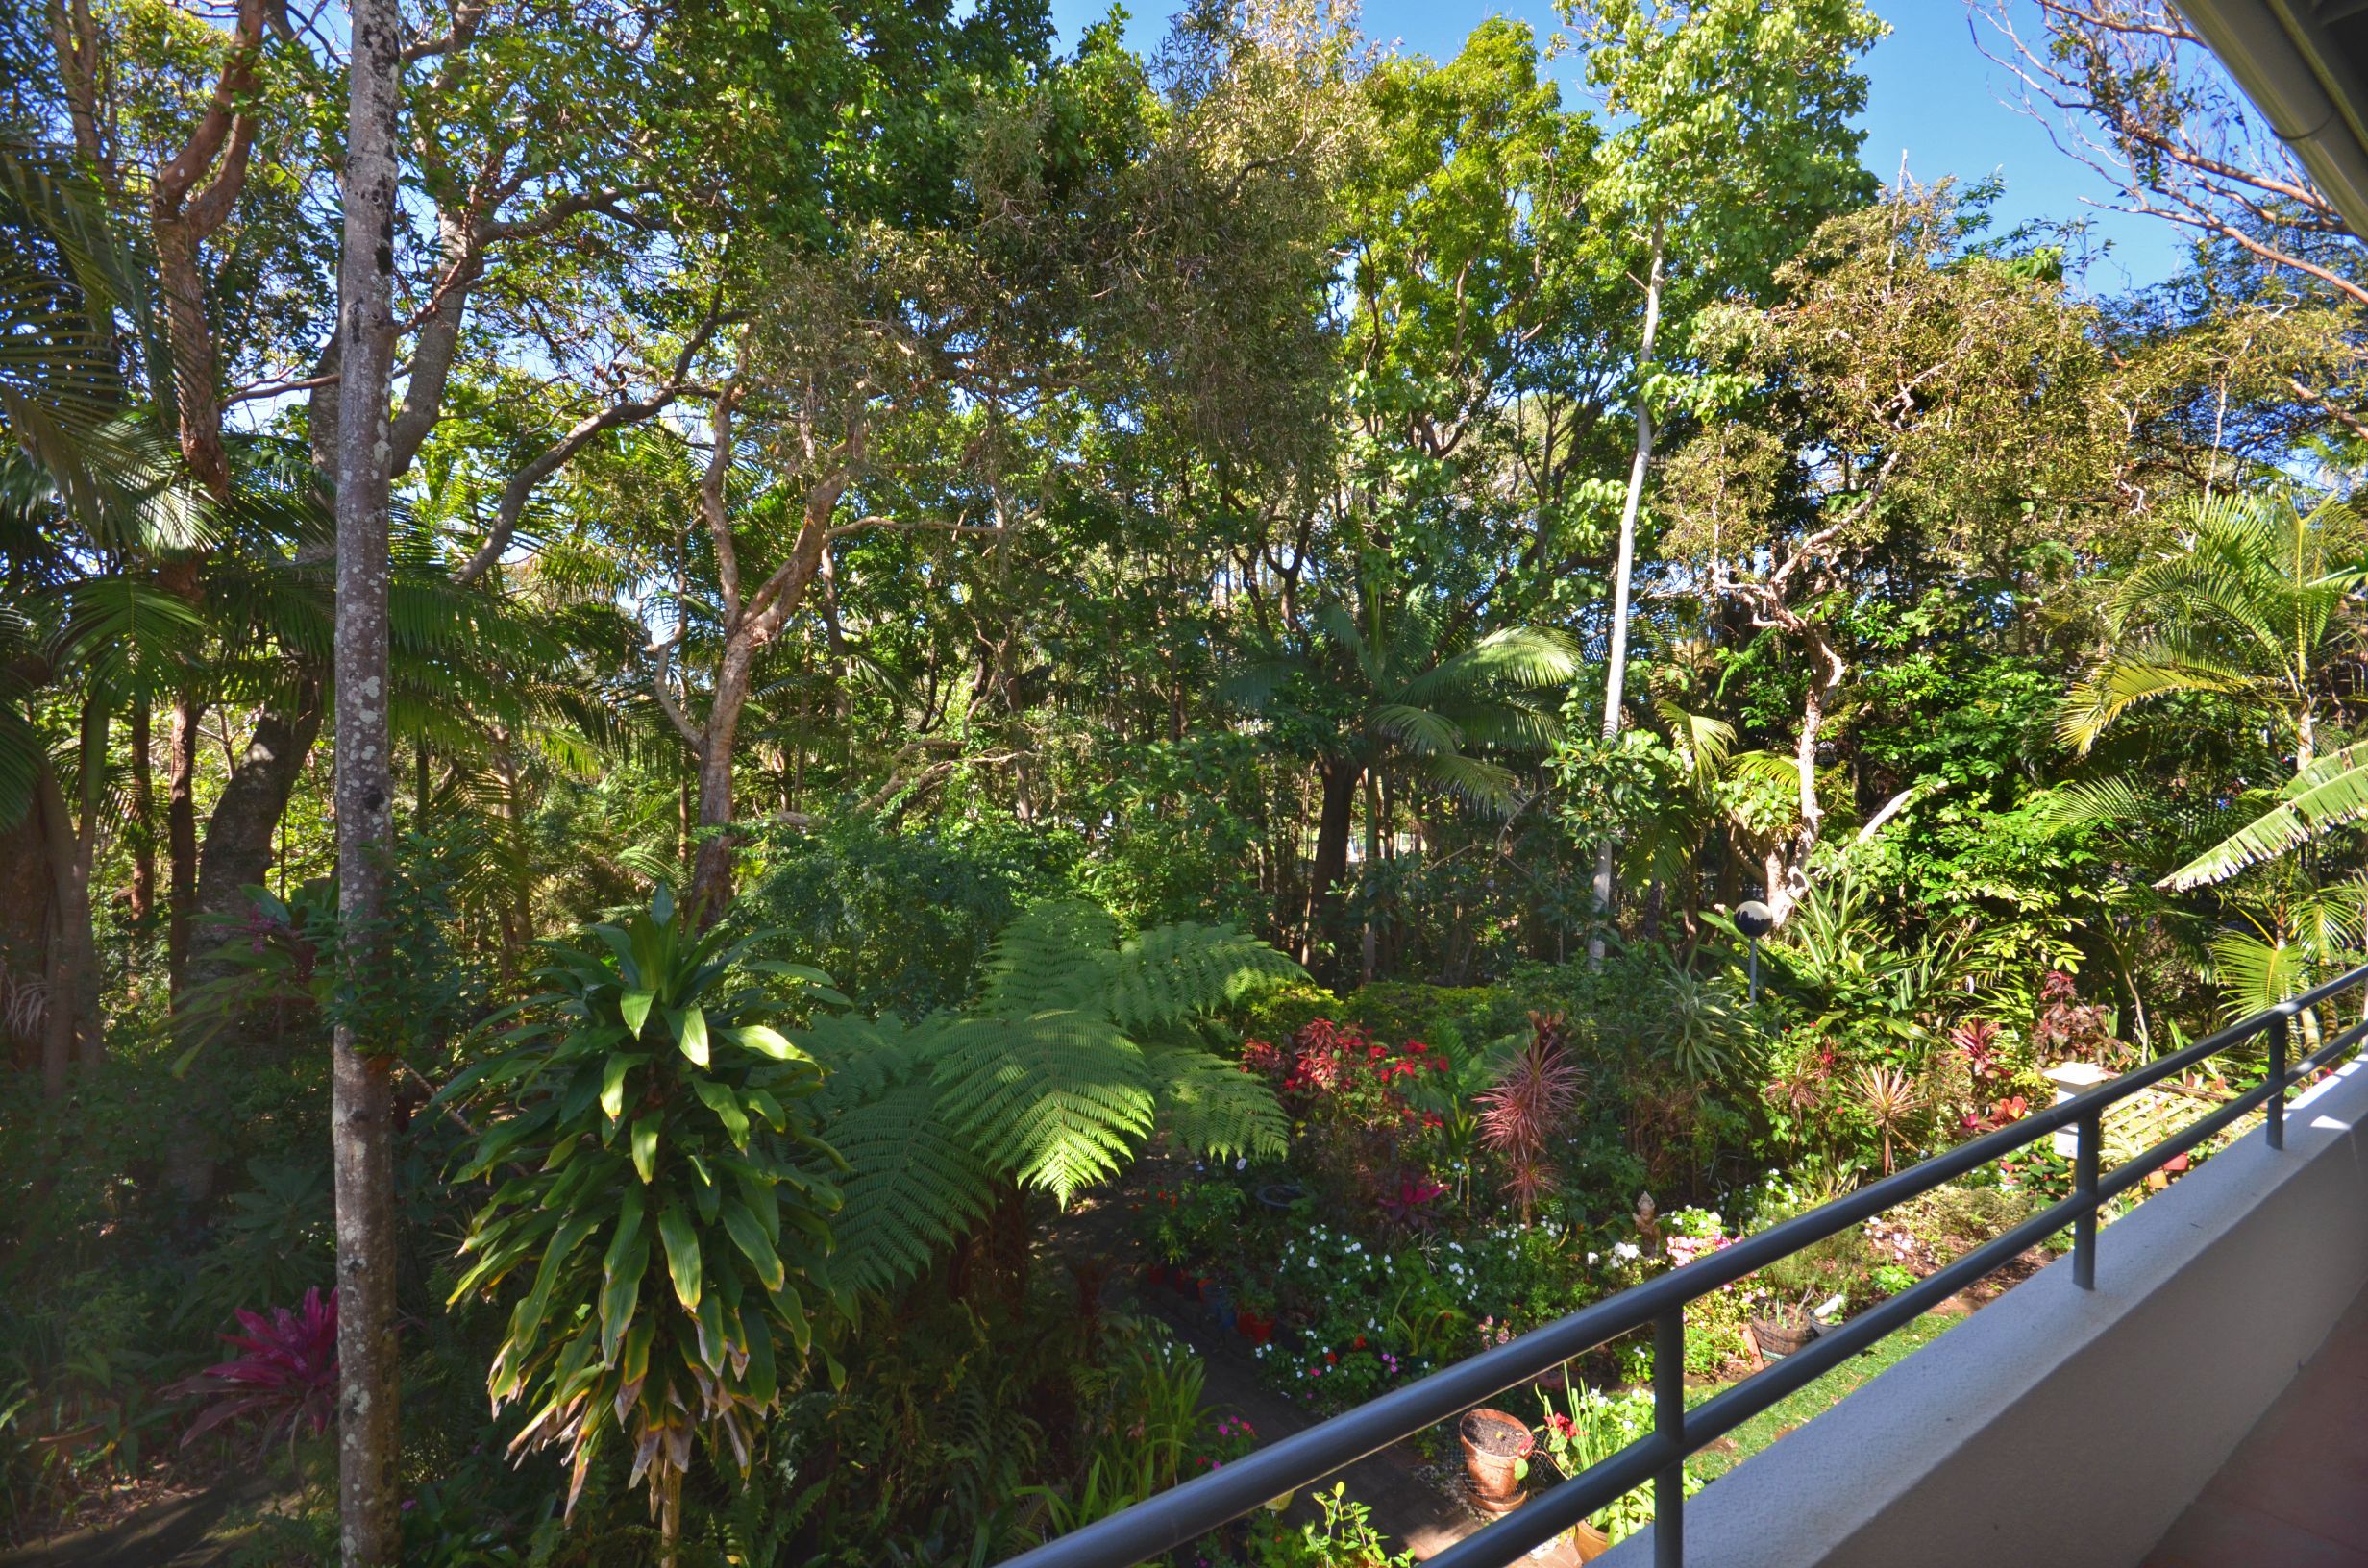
(2159, 740, 2368, 891)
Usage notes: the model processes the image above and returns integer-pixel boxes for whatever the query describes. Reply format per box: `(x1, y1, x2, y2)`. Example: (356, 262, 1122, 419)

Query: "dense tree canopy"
(7, 0, 2368, 1563)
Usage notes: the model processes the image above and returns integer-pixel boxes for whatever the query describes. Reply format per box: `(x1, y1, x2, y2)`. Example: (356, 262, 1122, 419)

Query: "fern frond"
(931, 1011, 1152, 1205)
(1106, 922, 1302, 1031)
(1143, 1042, 1286, 1162)
(811, 1063, 992, 1298)
(975, 900, 1119, 1017)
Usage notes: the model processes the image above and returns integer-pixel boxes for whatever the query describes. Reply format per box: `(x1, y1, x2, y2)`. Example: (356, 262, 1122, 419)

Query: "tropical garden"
(5, 0, 2368, 1563)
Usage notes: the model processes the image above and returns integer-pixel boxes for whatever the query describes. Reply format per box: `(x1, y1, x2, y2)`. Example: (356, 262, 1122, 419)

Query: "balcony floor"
(2145, 1285, 2368, 1566)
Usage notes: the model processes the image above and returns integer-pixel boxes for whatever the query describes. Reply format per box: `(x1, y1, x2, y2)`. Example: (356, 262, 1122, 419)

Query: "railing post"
(1654, 1309, 1684, 1568)
(2268, 1011, 2288, 1152)
(2072, 1107, 2101, 1291)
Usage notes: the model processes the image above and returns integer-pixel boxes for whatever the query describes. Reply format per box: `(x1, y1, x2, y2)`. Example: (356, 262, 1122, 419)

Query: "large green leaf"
(2160, 741, 2368, 891)
(656, 1199, 703, 1311)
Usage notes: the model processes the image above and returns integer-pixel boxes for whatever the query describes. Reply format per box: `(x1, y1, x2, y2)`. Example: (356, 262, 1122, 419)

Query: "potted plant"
(1236, 1279, 1278, 1345)
(1536, 1388, 1662, 1559)
(1746, 1294, 1821, 1361)
(1456, 1408, 1534, 1515)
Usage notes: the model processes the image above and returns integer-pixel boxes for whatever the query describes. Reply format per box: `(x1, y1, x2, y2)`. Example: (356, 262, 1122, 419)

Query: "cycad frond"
(1398, 625, 1580, 705)
(2059, 647, 2257, 753)
(2029, 776, 2156, 834)
(1653, 698, 1736, 781)
(1369, 701, 1464, 756)
(1404, 749, 1519, 809)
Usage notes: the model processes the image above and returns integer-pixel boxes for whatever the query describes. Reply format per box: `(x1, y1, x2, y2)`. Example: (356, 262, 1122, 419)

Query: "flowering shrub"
(1534, 1384, 1704, 1545)
(1244, 1019, 1453, 1214)
(1188, 1413, 1261, 1475)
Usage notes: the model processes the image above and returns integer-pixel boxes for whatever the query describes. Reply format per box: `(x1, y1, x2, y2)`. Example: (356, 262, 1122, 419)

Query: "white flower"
(1236, 1157, 1247, 1171)
(1587, 1252, 1600, 1265)
(1612, 1242, 1640, 1263)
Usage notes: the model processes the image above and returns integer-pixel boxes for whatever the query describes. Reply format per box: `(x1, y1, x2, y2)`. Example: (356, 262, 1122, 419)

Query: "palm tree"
(2048, 494, 2368, 897)
(1224, 583, 1578, 974)
(2060, 493, 2368, 767)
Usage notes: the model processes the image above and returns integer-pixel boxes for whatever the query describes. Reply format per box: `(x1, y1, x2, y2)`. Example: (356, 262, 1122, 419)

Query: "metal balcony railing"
(997, 962, 2368, 1568)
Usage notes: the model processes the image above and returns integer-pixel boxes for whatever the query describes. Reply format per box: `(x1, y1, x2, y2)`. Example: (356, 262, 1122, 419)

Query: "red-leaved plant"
(1477, 1012, 1583, 1222)
(165, 1287, 338, 1457)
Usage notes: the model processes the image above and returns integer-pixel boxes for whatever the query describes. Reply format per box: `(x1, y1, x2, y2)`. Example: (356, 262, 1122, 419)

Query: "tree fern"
(1142, 1041, 1286, 1162)
(802, 1014, 992, 1298)
(1105, 920, 1302, 1031)
(798, 897, 1300, 1292)
(932, 1009, 1156, 1204)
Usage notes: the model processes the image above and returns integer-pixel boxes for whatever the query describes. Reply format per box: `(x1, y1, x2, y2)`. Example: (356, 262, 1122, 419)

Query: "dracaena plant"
(443, 889, 846, 1562)
(1477, 1012, 1584, 1224)
(163, 1287, 338, 1460)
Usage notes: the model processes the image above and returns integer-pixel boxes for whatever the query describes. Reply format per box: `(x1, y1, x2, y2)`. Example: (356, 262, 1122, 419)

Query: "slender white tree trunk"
(331, 1, 403, 1559)
(1590, 225, 1665, 965)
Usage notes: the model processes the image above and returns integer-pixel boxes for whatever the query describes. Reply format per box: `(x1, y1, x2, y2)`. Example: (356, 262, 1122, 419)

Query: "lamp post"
(1735, 899, 1774, 1002)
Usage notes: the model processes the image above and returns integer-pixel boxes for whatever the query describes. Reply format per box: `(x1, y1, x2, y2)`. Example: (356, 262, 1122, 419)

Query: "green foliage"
(445, 892, 845, 1534)
(803, 897, 1299, 1296)
(738, 816, 1084, 1017)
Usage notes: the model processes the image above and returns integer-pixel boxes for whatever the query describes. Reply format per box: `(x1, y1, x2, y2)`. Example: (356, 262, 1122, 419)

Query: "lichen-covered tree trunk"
(330, 0, 403, 1557)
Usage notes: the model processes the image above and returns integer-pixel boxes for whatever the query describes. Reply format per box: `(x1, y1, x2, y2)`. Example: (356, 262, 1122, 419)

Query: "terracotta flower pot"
(1457, 1408, 1534, 1515)
(1569, 1521, 1613, 1561)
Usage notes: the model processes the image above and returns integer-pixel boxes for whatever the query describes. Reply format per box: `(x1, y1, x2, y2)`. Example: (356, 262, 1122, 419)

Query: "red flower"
(1353, 1335, 1367, 1350)
(1325, 1351, 1338, 1364)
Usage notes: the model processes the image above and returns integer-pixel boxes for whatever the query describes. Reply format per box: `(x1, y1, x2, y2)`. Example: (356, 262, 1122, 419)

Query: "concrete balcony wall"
(1598, 1056, 2368, 1568)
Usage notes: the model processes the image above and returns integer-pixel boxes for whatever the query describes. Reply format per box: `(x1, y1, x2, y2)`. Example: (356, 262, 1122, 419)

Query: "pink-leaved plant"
(165, 1286, 338, 1456)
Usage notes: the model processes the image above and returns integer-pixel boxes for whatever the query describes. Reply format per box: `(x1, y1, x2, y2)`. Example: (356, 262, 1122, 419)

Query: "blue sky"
(1046, 1, 2191, 295)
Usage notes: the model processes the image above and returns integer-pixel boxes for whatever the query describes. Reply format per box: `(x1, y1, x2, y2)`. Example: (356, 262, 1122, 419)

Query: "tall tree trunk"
(1305, 759, 1358, 968)
(1765, 632, 1844, 922)
(330, 2, 402, 1556)
(166, 695, 201, 996)
(35, 761, 78, 1100)
(1591, 225, 1665, 967)
(1361, 770, 1381, 984)
(192, 690, 325, 960)
(129, 698, 154, 928)
(687, 641, 753, 920)
(70, 700, 105, 1072)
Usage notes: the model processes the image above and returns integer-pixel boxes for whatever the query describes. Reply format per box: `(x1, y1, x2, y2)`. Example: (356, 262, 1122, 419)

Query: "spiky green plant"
(444, 890, 845, 1562)
(2060, 493, 2368, 763)
(799, 897, 1300, 1298)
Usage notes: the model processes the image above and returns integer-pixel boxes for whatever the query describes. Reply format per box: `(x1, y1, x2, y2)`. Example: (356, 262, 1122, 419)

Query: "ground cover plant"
(8, 0, 2368, 1563)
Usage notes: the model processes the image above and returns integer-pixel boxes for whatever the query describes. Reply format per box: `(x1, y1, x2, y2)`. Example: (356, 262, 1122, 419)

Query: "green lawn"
(1686, 1310, 1962, 1480)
